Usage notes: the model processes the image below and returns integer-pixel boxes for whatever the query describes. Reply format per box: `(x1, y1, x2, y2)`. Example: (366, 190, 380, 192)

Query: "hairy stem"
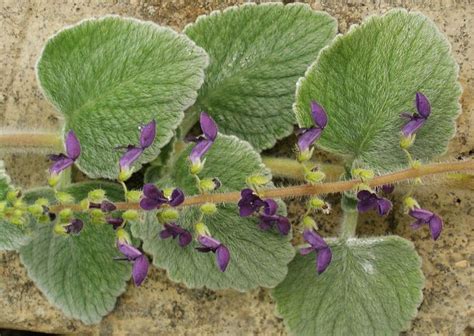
(0, 131, 62, 152)
(340, 209, 359, 239)
(50, 160, 474, 212)
(262, 156, 343, 181)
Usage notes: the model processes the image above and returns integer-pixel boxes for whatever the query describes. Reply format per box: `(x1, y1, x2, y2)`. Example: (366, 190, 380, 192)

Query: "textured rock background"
(0, 0, 472, 335)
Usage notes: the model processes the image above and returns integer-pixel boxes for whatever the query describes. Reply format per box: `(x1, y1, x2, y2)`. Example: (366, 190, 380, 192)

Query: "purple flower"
(401, 92, 431, 137)
(196, 235, 230, 272)
(160, 223, 192, 247)
(189, 112, 218, 166)
(300, 229, 332, 274)
(297, 101, 328, 152)
(90, 200, 117, 213)
(259, 199, 290, 235)
(378, 184, 395, 194)
(118, 120, 156, 171)
(64, 218, 84, 234)
(238, 188, 266, 217)
(118, 242, 149, 286)
(139, 184, 185, 210)
(409, 208, 443, 240)
(357, 190, 392, 216)
(106, 217, 124, 230)
(48, 130, 81, 175)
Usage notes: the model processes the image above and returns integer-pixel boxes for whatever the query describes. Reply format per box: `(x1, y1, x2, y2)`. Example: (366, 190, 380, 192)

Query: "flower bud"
(308, 197, 325, 209)
(6, 190, 20, 204)
(118, 169, 132, 182)
(302, 216, 318, 230)
(352, 168, 374, 181)
(403, 197, 420, 211)
(53, 223, 67, 235)
(88, 189, 106, 203)
(400, 134, 416, 149)
(194, 222, 210, 236)
(90, 209, 105, 224)
(297, 147, 314, 163)
(246, 174, 270, 187)
(190, 159, 205, 175)
(200, 202, 217, 216)
(304, 170, 326, 184)
(35, 198, 49, 207)
(411, 160, 421, 169)
(56, 192, 74, 205)
(158, 208, 180, 223)
(122, 209, 139, 221)
(28, 204, 44, 217)
(126, 190, 142, 203)
(58, 208, 73, 222)
(48, 174, 61, 188)
(116, 227, 131, 244)
(80, 199, 90, 210)
(199, 178, 221, 192)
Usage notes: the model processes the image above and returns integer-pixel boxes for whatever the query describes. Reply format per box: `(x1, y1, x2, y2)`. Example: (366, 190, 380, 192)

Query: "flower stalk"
(50, 160, 473, 213)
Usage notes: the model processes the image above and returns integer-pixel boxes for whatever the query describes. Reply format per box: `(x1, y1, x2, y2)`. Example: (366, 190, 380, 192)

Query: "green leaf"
(132, 134, 295, 290)
(185, 3, 337, 150)
(295, 9, 461, 171)
(273, 236, 424, 336)
(19, 182, 131, 324)
(37, 16, 208, 179)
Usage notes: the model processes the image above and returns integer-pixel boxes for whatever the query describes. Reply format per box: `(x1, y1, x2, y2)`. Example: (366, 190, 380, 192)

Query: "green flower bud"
(126, 190, 142, 203)
(199, 178, 217, 192)
(53, 223, 67, 235)
(88, 189, 106, 203)
(59, 208, 73, 222)
(35, 198, 49, 207)
(38, 214, 51, 224)
(116, 228, 131, 244)
(158, 208, 180, 223)
(246, 174, 270, 187)
(90, 209, 105, 224)
(80, 198, 90, 211)
(297, 147, 314, 163)
(200, 202, 217, 216)
(163, 188, 173, 199)
(6, 190, 19, 204)
(190, 159, 205, 175)
(403, 197, 419, 211)
(122, 209, 139, 221)
(194, 222, 210, 236)
(308, 197, 325, 209)
(400, 134, 416, 149)
(48, 174, 61, 188)
(28, 204, 44, 217)
(352, 168, 374, 181)
(56, 192, 75, 205)
(118, 169, 132, 182)
(302, 216, 317, 230)
(304, 170, 326, 184)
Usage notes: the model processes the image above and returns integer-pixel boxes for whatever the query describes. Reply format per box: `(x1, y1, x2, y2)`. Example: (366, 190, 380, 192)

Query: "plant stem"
(340, 209, 358, 239)
(50, 160, 474, 212)
(0, 131, 62, 151)
(262, 156, 343, 181)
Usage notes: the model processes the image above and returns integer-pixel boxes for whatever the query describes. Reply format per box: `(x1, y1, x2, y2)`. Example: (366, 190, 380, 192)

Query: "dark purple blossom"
(48, 130, 81, 175)
(259, 199, 290, 235)
(297, 101, 328, 152)
(196, 235, 230, 272)
(90, 200, 117, 213)
(139, 184, 184, 210)
(118, 120, 156, 171)
(378, 184, 395, 194)
(64, 218, 84, 234)
(160, 223, 192, 247)
(106, 217, 124, 230)
(357, 190, 392, 216)
(300, 229, 332, 274)
(401, 92, 431, 137)
(409, 208, 443, 240)
(118, 242, 149, 286)
(238, 188, 266, 217)
(189, 112, 218, 166)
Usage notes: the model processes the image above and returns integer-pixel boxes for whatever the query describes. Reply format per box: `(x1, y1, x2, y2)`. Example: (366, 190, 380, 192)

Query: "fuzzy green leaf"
(295, 9, 461, 171)
(19, 182, 130, 324)
(273, 236, 424, 336)
(185, 3, 337, 150)
(132, 134, 294, 290)
(37, 16, 208, 178)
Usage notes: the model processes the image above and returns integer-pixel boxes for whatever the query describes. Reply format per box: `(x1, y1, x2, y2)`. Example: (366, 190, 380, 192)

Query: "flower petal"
(139, 197, 160, 211)
(178, 231, 192, 247)
(198, 235, 221, 250)
(65, 130, 81, 160)
(65, 219, 83, 234)
(132, 255, 149, 286)
(169, 188, 185, 207)
(106, 217, 123, 229)
(100, 200, 117, 213)
(376, 197, 392, 216)
(118, 243, 142, 260)
(139, 120, 156, 148)
(119, 147, 143, 170)
(159, 228, 174, 239)
(316, 247, 332, 274)
(303, 229, 327, 250)
(415, 92, 431, 118)
(200, 112, 218, 141)
(189, 139, 213, 163)
(216, 245, 230, 272)
(276, 216, 291, 236)
(409, 208, 434, 222)
(263, 198, 278, 216)
(50, 157, 74, 175)
(429, 214, 443, 240)
(297, 128, 321, 152)
(299, 246, 315, 256)
(311, 101, 328, 129)
(402, 117, 426, 137)
(142, 184, 164, 200)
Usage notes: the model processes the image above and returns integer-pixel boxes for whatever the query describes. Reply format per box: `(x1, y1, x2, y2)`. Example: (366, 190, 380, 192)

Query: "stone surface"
(0, 0, 473, 335)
